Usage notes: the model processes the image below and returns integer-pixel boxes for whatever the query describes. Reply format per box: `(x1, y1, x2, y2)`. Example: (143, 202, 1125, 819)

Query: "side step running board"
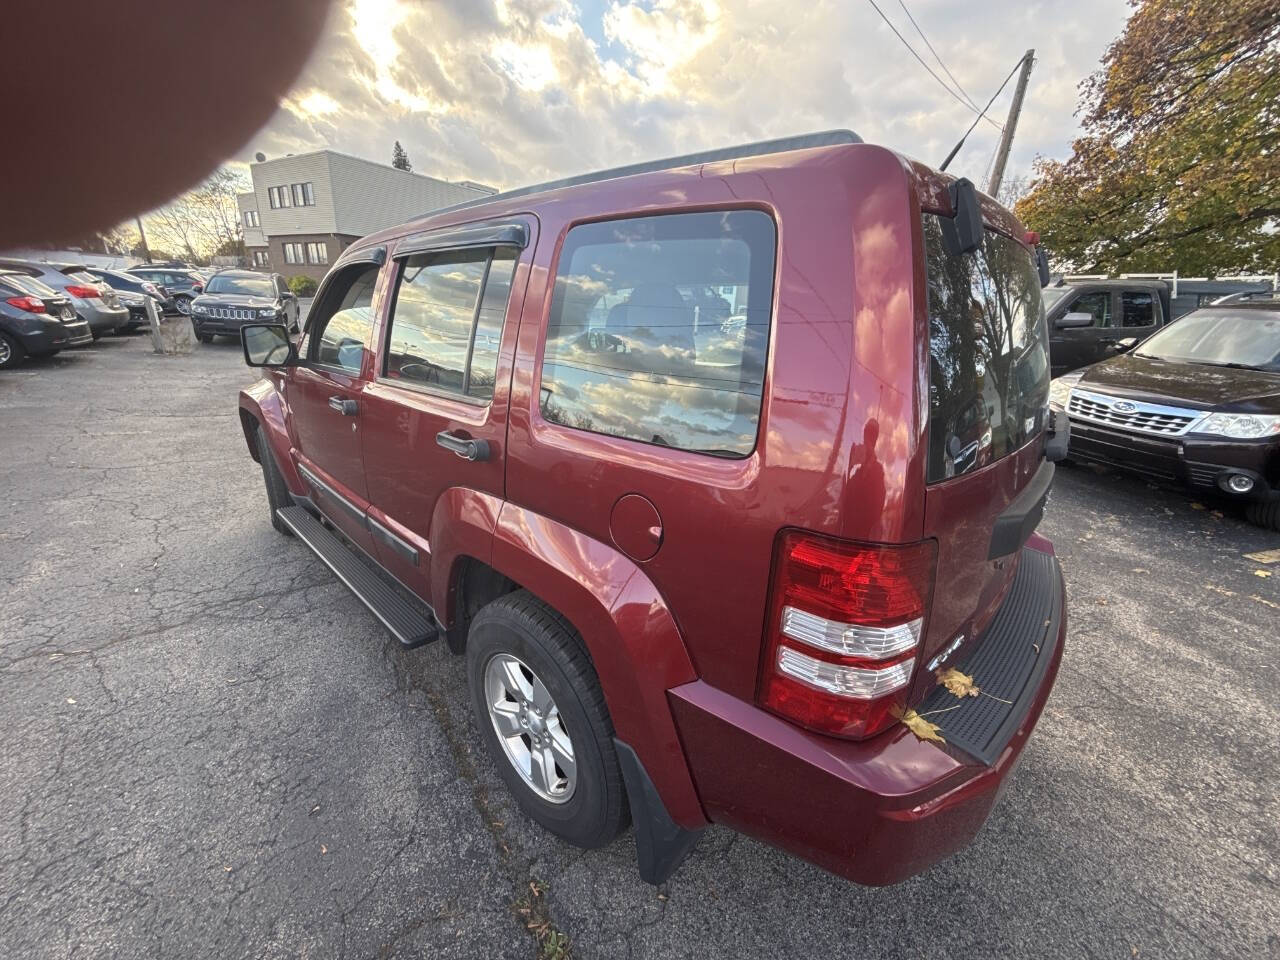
(275, 505, 439, 649)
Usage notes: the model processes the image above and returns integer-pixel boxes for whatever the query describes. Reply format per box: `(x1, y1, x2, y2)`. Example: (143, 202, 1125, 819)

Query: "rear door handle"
(328, 396, 358, 415)
(436, 430, 489, 462)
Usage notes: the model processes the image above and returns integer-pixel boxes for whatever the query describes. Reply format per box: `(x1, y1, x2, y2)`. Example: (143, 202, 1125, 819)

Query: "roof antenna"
(939, 53, 1026, 172)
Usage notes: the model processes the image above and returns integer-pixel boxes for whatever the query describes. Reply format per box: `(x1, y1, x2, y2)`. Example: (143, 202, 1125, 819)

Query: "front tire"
(1246, 500, 1280, 532)
(467, 592, 629, 848)
(255, 425, 293, 535)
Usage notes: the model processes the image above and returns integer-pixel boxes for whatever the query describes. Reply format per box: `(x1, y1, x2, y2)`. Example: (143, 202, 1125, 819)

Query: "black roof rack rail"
(417, 129, 862, 220)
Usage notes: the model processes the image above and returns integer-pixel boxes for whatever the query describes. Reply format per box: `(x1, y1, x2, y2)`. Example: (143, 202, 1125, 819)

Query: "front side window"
(539, 210, 776, 457)
(1121, 291, 1158, 328)
(924, 214, 1049, 482)
(311, 265, 380, 373)
(1072, 291, 1112, 328)
(384, 246, 518, 399)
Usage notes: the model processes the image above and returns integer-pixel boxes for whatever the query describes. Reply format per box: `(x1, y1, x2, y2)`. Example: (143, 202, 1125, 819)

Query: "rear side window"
(539, 210, 776, 457)
(924, 214, 1049, 482)
(384, 246, 518, 401)
(1121, 291, 1158, 327)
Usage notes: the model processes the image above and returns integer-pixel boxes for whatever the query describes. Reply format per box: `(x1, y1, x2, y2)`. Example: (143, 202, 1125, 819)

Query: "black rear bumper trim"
(922, 546, 1063, 766)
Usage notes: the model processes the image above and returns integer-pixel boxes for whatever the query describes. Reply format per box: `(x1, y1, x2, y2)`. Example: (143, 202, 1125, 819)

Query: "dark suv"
(190, 270, 298, 343)
(125, 265, 206, 315)
(1058, 302, 1280, 529)
(235, 131, 1067, 886)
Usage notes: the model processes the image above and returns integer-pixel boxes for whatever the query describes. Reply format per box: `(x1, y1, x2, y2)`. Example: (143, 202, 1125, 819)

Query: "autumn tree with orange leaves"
(1016, 0, 1280, 275)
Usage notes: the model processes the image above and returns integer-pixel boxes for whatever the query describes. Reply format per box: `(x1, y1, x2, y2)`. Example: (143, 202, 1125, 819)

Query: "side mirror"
(1115, 337, 1139, 352)
(1055, 311, 1094, 329)
(1036, 247, 1051, 287)
(191, 283, 204, 294)
(241, 323, 296, 367)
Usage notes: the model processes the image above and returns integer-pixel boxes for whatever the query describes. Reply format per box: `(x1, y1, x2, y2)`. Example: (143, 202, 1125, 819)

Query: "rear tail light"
(758, 531, 936, 739)
(141, 282, 160, 297)
(5, 295, 46, 314)
(65, 284, 100, 299)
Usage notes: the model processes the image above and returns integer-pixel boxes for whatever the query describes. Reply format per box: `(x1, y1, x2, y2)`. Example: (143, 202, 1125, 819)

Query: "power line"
(864, 0, 1003, 131)
(896, 0, 984, 114)
(939, 52, 1029, 172)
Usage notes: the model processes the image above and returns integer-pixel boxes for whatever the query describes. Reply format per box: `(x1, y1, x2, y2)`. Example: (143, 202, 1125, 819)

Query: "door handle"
(436, 430, 490, 462)
(328, 396, 358, 415)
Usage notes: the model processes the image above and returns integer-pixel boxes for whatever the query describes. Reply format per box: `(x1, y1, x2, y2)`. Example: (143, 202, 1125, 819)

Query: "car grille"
(1067, 389, 1201, 437)
(209, 307, 256, 320)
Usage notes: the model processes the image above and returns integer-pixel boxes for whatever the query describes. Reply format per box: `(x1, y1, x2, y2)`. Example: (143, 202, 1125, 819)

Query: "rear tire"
(197, 332, 214, 344)
(0, 333, 24, 369)
(1246, 500, 1280, 532)
(466, 592, 629, 849)
(255, 425, 293, 535)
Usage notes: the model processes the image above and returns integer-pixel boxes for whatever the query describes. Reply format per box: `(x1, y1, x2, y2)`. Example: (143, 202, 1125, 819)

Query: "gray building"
(238, 150, 495, 281)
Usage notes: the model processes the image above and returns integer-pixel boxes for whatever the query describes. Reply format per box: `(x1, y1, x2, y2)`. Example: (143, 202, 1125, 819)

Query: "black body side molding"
(988, 460, 1055, 560)
(614, 739, 704, 885)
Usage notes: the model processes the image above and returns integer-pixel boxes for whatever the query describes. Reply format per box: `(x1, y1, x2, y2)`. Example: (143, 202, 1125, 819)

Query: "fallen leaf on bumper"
(936, 668, 980, 698)
(902, 709, 945, 744)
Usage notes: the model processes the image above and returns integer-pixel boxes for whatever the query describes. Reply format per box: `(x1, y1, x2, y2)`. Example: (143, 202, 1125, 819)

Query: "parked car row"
(0, 257, 217, 369)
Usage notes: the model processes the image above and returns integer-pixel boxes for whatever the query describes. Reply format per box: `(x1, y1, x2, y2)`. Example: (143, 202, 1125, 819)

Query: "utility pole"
(987, 49, 1035, 201)
(135, 215, 153, 263)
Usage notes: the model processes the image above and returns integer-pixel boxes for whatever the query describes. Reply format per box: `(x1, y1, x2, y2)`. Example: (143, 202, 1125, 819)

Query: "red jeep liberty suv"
(237, 130, 1067, 886)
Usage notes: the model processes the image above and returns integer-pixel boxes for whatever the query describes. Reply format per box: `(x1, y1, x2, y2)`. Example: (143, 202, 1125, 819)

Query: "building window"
(243, 210, 260, 228)
(303, 182, 315, 205)
(287, 182, 315, 207)
(283, 242, 304, 265)
(305, 241, 328, 265)
(269, 185, 292, 209)
(252, 250, 269, 267)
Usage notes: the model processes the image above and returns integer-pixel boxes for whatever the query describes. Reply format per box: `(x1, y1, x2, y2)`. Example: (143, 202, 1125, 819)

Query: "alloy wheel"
(176, 297, 191, 315)
(483, 652, 577, 803)
(0, 338, 10, 365)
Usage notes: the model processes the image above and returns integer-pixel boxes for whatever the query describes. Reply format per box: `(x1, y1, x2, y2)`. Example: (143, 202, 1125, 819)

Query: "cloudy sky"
(241, 0, 1128, 195)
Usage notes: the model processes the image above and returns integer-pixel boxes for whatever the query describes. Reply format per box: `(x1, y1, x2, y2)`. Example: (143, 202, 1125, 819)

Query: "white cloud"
(238, 0, 1129, 195)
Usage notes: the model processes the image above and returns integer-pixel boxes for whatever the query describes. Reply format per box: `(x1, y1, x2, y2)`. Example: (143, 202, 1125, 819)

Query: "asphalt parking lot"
(2, 333, 1277, 960)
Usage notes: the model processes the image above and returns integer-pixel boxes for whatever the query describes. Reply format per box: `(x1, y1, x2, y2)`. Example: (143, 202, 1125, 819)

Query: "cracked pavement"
(2, 334, 1277, 959)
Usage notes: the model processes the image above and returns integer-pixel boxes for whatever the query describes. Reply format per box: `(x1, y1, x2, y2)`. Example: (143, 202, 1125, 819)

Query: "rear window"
(0, 273, 57, 297)
(539, 210, 776, 458)
(924, 214, 1049, 483)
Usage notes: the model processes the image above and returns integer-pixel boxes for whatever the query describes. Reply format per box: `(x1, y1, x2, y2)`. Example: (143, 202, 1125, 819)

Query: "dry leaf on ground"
(901, 709, 945, 744)
(1244, 548, 1280, 564)
(936, 668, 980, 698)
(1190, 502, 1206, 510)
(1254, 569, 1273, 579)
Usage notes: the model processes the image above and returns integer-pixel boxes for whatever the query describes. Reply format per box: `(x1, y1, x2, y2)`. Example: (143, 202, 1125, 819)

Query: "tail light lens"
(758, 531, 936, 739)
(141, 282, 160, 297)
(6, 295, 46, 314)
(65, 284, 101, 299)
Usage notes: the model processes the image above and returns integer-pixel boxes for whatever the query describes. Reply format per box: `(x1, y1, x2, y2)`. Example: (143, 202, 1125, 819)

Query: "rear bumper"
(1069, 416, 1280, 502)
(16, 319, 92, 351)
(79, 302, 129, 332)
(669, 539, 1066, 886)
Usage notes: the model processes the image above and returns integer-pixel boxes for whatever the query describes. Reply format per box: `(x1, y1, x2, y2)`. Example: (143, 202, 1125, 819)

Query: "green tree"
(391, 140, 412, 172)
(1017, 0, 1279, 275)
